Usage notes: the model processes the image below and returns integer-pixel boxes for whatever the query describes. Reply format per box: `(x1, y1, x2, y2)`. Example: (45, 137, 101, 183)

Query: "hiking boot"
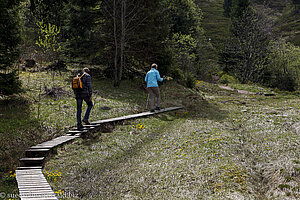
(77, 124, 84, 131)
(155, 107, 160, 111)
(82, 119, 90, 125)
(150, 109, 155, 112)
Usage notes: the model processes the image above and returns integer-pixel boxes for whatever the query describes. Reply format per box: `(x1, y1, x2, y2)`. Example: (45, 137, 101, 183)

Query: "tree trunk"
(113, 0, 119, 87)
(119, 0, 126, 86)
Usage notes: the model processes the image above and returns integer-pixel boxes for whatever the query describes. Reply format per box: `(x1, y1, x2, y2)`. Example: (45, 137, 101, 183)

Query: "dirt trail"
(219, 85, 255, 95)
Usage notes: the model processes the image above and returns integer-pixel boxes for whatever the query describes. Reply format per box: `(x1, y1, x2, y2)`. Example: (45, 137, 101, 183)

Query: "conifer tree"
(0, 0, 21, 71)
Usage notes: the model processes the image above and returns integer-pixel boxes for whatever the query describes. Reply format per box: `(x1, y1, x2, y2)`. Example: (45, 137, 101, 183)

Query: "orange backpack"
(72, 72, 86, 90)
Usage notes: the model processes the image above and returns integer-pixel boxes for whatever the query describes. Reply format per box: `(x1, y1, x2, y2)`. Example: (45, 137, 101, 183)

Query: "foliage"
(185, 72, 196, 88)
(167, 0, 205, 85)
(44, 170, 62, 182)
(28, 0, 66, 26)
(3, 171, 16, 184)
(168, 0, 203, 38)
(221, 6, 272, 84)
(35, 20, 61, 54)
(292, 0, 300, 7)
(0, 71, 22, 95)
(0, 0, 21, 71)
(219, 73, 238, 85)
(168, 33, 197, 74)
(230, 0, 250, 20)
(263, 39, 300, 91)
(223, 0, 232, 17)
(64, 0, 98, 60)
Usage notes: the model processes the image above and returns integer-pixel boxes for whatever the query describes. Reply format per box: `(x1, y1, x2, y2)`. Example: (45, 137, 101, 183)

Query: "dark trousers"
(76, 97, 93, 126)
(147, 87, 160, 110)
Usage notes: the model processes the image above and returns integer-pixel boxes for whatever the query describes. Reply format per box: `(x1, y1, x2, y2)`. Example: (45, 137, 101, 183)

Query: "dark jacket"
(74, 72, 92, 98)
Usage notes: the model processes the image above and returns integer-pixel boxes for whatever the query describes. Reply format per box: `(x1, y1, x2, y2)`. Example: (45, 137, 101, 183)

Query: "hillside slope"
(197, 0, 300, 67)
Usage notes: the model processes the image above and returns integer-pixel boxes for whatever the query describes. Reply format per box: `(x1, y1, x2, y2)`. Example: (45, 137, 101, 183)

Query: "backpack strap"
(77, 72, 86, 78)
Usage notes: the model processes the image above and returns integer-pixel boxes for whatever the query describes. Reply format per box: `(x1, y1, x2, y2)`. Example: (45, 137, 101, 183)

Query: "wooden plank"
(20, 191, 56, 194)
(19, 188, 54, 191)
(30, 136, 79, 149)
(17, 179, 49, 182)
(19, 157, 45, 167)
(18, 185, 53, 189)
(16, 177, 47, 180)
(16, 169, 57, 196)
(16, 173, 44, 177)
(21, 197, 57, 200)
(17, 166, 43, 170)
(20, 195, 57, 200)
(30, 145, 55, 149)
(18, 182, 50, 186)
(16, 169, 43, 173)
(26, 149, 51, 158)
(67, 130, 88, 135)
(91, 107, 183, 125)
(83, 124, 100, 128)
(20, 157, 45, 161)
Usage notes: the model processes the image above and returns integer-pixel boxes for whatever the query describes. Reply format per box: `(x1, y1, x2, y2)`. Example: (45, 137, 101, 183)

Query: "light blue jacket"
(145, 68, 163, 88)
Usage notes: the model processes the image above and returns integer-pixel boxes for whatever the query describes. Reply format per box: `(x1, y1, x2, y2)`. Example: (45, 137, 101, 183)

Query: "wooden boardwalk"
(91, 107, 183, 125)
(16, 107, 183, 200)
(16, 169, 58, 200)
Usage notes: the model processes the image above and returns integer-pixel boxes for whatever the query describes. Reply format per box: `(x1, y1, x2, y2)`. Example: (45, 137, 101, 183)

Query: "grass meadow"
(0, 69, 299, 199)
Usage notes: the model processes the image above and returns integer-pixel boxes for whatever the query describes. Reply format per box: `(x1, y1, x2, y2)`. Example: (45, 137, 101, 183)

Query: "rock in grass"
(100, 106, 112, 111)
(100, 123, 114, 133)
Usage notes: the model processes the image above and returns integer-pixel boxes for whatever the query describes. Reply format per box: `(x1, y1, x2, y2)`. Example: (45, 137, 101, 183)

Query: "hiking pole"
(145, 93, 150, 109)
(93, 90, 99, 108)
(160, 75, 172, 108)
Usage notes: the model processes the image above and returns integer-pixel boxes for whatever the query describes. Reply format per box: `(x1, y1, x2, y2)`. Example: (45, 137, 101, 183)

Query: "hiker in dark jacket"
(74, 67, 93, 130)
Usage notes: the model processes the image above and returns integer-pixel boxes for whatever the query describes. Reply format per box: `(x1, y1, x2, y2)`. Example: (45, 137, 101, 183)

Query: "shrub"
(0, 72, 22, 95)
(219, 73, 238, 85)
(185, 72, 196, 88)
(171, 67, 185, 81)
(264, 39, 300, 91)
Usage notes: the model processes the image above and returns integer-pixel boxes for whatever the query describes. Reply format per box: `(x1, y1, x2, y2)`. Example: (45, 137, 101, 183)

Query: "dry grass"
(43, 80, 300, 199)
(1, 69, 299, 199)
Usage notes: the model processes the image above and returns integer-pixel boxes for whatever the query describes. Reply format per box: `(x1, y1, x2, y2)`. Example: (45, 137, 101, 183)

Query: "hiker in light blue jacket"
(145, 63, 164, 112)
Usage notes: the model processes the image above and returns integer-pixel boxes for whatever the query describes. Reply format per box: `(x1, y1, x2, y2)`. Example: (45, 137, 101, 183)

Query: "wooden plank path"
(16, 169, 58, 200)
(16, 107, 183, 200)
(91, 107, 183, 125)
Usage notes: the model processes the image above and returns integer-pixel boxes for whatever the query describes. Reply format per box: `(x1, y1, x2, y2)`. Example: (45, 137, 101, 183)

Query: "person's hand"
(89, 97, 92, 101)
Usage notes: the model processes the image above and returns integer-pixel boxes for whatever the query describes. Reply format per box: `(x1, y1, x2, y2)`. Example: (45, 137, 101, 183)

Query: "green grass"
(41, 79, 300, 199)
(0, 70, 155, 199)
(1, 70, 299, 199)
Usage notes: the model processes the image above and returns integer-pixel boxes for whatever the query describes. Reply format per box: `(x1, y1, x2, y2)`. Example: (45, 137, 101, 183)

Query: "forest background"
(1, 0, 300, 92)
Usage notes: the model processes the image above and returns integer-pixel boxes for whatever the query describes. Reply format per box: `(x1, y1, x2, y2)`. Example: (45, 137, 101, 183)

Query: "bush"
(264, 40, 300, 92)
(170, 68, 195, 88)
(0, 72, 22, 95)
(268, 74, 296, 92)
(219, 73, 238, 85)
(185, 72, 196, 88)
(170, 67, 185, 81)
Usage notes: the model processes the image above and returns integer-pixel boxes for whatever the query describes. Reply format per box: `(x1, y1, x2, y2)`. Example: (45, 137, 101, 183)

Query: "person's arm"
(145, 73, 148, 83)
(156, 71, 163, 82)
(86, 75, 92, 99)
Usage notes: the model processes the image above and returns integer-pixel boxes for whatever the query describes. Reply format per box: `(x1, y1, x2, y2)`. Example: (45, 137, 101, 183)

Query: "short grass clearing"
(43, 78, 299, 199)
